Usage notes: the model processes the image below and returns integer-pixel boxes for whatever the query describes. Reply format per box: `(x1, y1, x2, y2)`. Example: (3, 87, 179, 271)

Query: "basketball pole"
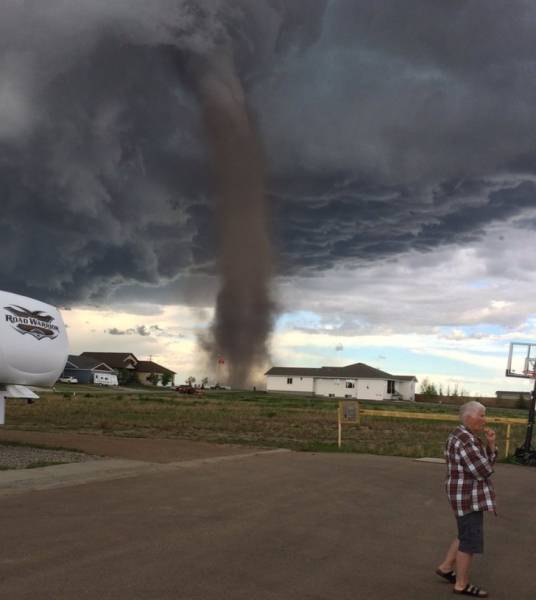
(514, 375, 536, 465)
(521, 377, 536, 453)
(507, 342, 536, 464)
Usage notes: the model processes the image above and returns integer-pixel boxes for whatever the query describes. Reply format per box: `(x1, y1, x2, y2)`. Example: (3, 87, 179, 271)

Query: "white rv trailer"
(0, 290, 69, 424)
(93, 372, 118, 386)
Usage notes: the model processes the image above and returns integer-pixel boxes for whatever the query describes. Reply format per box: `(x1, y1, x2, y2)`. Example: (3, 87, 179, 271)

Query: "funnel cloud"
(192, 51, 274, 387)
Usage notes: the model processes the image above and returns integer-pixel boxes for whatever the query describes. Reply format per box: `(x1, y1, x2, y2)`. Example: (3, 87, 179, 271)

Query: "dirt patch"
(0, 430, 268, 463)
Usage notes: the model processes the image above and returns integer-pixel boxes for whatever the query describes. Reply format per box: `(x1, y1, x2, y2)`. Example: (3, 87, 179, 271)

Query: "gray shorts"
(457, 511, 484, 554)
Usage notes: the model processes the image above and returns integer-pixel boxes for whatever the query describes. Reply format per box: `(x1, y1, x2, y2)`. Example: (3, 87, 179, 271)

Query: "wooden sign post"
(338, 400, 360, 448)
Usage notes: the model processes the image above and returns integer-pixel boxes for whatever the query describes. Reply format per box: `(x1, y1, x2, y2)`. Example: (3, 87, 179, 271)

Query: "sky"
(2, 0, 536, 395)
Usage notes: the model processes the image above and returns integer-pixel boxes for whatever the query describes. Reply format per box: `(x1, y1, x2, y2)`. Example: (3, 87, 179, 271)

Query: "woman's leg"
(438, 537, 459, 573)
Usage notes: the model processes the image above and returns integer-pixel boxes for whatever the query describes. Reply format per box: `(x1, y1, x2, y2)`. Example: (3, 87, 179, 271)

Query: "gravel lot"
(0, 444, 101, 470)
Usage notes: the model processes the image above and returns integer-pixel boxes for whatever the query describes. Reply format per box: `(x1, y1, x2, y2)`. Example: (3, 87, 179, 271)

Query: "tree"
(420, 378, 438, 396)
(201, 377, 209, 389)
(161, 372, 172, 387)
(117, 368, 136, 386)
(186, 376, 196, 387)
(147, 372, 161, 386)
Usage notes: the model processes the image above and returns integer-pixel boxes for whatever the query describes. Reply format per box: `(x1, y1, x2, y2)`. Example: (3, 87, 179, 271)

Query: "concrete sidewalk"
(0, 448, 290, 497)
(0, 449, 533, 599)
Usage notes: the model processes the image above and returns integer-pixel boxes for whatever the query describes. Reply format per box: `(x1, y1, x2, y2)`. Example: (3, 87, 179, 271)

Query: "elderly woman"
(436, 400, 497, 598)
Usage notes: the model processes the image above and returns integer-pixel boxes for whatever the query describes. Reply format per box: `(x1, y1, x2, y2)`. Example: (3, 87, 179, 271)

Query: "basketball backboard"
(506, 342, 536, 378)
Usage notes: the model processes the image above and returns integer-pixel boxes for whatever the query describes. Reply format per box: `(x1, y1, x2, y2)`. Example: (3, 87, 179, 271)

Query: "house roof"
(265, 362, 415, 381)
(136, 360, 175, 376)
(80, 352, 175, 375)
(66, 354, 115, 372)
(392, 375, 418, 382)
(80, 352, 138, 369)
(264, 367, 323, 377)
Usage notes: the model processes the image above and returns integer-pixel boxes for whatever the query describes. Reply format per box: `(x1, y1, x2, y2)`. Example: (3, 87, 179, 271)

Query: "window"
(345, 381, 355, 389)
(387, 380, 395, 394)
(287, 377, 293, 385)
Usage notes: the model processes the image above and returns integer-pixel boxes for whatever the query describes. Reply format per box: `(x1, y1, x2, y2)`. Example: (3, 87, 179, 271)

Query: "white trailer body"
(93, 372, 118, 386)
(0, 290, 69, 424)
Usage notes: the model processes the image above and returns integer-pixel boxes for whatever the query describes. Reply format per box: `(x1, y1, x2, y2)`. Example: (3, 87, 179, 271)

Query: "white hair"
(459, 400, 485, 424)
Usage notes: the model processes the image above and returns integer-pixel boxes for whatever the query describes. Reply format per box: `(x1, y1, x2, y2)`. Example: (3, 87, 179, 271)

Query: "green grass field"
(3, 388, 529, 460)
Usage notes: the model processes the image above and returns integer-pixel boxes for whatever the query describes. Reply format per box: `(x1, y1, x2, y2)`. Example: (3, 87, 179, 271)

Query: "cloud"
(0, 0, 535, 321)
(257, 2, 536, 183)
(271, 177, 536, 275)
(106, 324, 159, 336)
(0, 0, 329, 305)
(276, 216, 536, 336)
(107, 327, 127, 336)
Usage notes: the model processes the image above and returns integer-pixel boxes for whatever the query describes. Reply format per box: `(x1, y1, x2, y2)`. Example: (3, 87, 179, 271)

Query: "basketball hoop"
(506, 343, 536, 379)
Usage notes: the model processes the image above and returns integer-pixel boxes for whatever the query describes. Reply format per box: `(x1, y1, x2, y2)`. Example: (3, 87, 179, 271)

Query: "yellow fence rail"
(338, 401, 527, 457)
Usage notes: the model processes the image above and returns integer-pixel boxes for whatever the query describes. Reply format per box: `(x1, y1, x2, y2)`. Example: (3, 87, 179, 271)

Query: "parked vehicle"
(0, 289, 69, 425)
(176, 385, 196, 394)
(93, 372, 118, 386)
(58, 376, 78, 384)
(1, 292, 69, 391)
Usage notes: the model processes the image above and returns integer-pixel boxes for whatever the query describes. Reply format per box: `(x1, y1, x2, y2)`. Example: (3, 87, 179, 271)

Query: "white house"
(265, 362, 417, 401)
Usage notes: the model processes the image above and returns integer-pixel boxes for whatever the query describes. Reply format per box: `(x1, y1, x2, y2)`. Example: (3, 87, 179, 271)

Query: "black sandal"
(453, 584, 489, 597)
(436, 568, 456, 584)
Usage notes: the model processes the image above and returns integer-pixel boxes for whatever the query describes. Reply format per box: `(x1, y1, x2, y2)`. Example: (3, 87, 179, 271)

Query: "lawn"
(3, 388, 530, 460)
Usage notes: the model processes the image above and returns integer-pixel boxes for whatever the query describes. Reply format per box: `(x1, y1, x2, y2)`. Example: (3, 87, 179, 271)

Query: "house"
(265, 362, 417, 401)
(81, 352, 138, 372)
(61, 355, 118, 385)
(135, 360, 176, 386)
(496, 390, 531, 402)
(80, 352, 175, 386)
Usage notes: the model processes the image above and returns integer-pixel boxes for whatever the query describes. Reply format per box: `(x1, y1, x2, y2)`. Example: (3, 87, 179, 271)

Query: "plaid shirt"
(445, 425, 497, 516)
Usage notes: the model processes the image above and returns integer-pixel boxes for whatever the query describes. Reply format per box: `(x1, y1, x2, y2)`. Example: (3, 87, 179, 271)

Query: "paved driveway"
(0, 444, 534, 599)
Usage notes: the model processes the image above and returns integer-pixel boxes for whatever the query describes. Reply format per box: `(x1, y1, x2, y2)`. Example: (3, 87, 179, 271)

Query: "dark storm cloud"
(273, 177, 536, 272)
(1, 1, 536, 306)
(256, 1, 536, 181)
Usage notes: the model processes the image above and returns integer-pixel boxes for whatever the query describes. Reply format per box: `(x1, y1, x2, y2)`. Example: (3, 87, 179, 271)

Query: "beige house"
(136, 360, 176, 386)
